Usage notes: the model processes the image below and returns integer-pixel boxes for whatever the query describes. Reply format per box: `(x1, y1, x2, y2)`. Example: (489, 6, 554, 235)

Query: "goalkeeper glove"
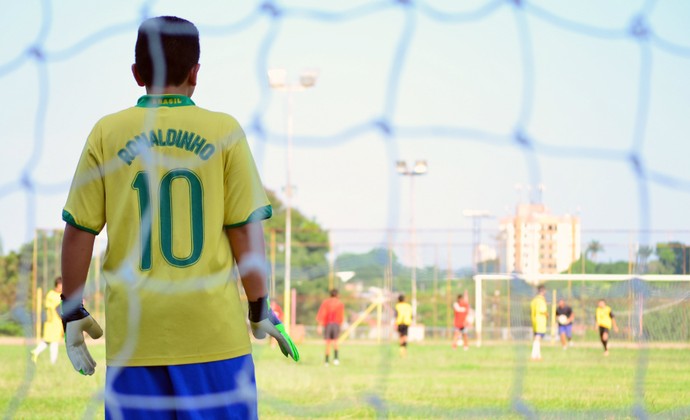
(60, 295, 103, 375)
(248, 296, 299, 362)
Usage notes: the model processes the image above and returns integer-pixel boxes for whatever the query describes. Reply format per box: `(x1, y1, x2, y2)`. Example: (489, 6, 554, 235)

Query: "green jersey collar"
(136, 95, 195, 108)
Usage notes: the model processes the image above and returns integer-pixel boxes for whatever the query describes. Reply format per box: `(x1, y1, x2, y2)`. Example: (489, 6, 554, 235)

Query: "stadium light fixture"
(268, 68, 318, 335)
(268, 68, 319, 91)
(413, 160, 428, 174)
(267, 68, 287, 89)
(396, 160, 428, 176)
(396, 159, 428, 324)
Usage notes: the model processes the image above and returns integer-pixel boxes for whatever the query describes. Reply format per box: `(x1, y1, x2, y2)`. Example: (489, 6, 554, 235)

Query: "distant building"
(498, 204, 580, 275)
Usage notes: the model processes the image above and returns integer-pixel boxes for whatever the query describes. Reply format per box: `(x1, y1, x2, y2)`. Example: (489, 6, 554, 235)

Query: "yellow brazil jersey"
(530, 295, 547, 334)
(63, 95, 271, 367)
(596, 305, 613, 329)
(42, 289, 63, 343)
(395, 302, 413, 326)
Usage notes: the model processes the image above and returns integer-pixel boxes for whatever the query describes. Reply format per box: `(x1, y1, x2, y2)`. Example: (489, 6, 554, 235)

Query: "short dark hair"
(398, 294, 405, 302)
(537, 285, 546, 293)
(135, 16, 200, 87)
(457, 294, 463, 300)
(54, 277, 63, 287)
(330, 289, 338, 297)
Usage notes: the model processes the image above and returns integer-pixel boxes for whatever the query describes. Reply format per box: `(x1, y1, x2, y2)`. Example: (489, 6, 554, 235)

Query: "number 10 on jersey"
(132, 169, 205, 270)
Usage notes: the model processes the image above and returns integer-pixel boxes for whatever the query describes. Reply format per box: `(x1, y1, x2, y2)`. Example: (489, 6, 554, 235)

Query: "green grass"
(2, 340, 690, 419)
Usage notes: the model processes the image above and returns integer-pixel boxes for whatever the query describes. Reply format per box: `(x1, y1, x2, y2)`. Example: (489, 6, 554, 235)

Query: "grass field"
(1, 339, 690, 419)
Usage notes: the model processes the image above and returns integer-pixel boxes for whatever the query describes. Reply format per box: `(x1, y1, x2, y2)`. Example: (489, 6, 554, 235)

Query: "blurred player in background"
(452, 292, 470, 350)
(31, 277, 63, 364)
(316, 289, 345, 365)
(595, 299, 619, 356)
(556, 299, 574, 349)
(270, 298, 284, 322)
(530, 285, 548, 361)
(395, 294, 413, 357)
(59, 16, 297, 419)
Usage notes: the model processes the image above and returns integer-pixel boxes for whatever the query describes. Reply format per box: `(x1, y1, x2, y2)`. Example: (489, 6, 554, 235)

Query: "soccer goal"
(472, 274, 690, 347)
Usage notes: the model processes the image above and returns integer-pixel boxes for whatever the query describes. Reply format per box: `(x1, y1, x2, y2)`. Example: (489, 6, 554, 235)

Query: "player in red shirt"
(453, 293, 471, 350)
(270, 299, 284, 322)
(316, 289, 345, 365)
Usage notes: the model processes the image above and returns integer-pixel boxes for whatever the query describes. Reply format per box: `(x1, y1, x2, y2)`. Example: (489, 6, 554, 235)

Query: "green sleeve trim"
(62, 210, 101, 235)
(224, 205, 272, 229)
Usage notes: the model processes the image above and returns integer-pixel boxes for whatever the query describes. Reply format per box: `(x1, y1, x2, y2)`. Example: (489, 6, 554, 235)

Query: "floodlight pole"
(396, 160, 428, 324)
(269, 69, 317, 334)
(462, 210, 493, 273)
(284, 89, 294, 335)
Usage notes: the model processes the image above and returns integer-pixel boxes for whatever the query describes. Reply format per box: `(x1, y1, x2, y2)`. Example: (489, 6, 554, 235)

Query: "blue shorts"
(559, 324, 572, 338)
(533, 332, 545, 338)
(105, 354, 257, 420)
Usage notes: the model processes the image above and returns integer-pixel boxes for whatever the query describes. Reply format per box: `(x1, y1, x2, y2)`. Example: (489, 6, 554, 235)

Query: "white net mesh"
(2, 1, 690, 418)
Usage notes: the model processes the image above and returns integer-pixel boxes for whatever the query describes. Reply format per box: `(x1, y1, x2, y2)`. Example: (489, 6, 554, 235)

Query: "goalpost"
(473, 274, 690, 347)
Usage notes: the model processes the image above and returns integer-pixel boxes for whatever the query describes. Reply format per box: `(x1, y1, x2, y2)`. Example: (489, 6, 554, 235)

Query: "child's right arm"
(61, 224, 96, 300)
(60, 224, 103, 376)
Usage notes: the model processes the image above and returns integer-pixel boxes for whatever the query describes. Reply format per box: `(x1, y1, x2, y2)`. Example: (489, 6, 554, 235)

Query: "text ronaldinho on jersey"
(117, 128, 217, 165)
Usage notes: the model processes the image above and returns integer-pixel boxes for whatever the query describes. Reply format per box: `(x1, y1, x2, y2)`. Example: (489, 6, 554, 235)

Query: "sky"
(1, 0, 690, 269)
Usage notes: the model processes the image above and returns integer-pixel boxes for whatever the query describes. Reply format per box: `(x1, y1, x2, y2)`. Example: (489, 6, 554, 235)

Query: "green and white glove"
(60, 295, 103, 375)
(248, 296, 299, 362)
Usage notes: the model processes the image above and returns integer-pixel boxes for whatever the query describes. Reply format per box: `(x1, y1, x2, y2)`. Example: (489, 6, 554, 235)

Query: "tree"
(564, 257, 628, 275)
(654, 242, 689, 274)
(262, 190, 331, 323)
(0, 251, 21, 315)
(636, 245, 654, 274)
(334, 248, 408, 289)
(263, 189, 330, 285)
(586, 240, 604, 262)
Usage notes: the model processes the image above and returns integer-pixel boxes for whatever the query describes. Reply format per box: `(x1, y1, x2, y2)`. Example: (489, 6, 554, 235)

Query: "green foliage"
(263, 190, 331, 325)
(0, 319, 23, 336)
(26, 230, 63, 293)
(586, 240, 604, 261)
(564, 240, 689, 276)
(0, 231, 64, 334)
(653, 242, 689, 274)
(0, 251, 20, 315)
(563, 257, 630, 275)
(264, 190, 329, 288)
(335, 248, 407, 288)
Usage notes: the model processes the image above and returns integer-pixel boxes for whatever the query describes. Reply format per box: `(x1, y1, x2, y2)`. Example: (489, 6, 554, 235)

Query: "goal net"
(473, 274, 690, 346)
(3, 0, 690, 419)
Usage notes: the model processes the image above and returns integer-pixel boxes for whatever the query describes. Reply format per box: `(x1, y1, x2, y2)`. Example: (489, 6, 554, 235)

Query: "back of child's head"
(135, 16, 200, 87)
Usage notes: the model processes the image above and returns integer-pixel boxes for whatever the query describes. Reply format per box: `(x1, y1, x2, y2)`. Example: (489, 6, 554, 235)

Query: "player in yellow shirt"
(595, 299, 619, 356)
(59, 16, 297, 419)
(395, 294, 413, 356)
(31, 277, 64, 364)
(530, 285, 548, 360)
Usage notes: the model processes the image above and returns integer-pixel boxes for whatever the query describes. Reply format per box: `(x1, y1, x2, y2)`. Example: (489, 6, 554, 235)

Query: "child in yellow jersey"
(395, 294, 413, 356)
(31, 277, 64, 364)
(595, 299, 619, 356)
(530, 285, 548, 360)
(59, 16, 297, 420)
